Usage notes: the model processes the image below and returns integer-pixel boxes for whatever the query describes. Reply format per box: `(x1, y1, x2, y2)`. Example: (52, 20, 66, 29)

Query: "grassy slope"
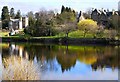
(1, 30, 118, 39)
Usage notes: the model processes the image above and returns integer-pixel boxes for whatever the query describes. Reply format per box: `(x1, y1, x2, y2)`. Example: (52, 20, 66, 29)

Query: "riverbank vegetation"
(2, 56, 40, 80)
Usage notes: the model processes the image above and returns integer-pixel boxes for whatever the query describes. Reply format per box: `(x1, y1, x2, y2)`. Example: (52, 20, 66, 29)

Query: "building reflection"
(9, 44, 29, 60)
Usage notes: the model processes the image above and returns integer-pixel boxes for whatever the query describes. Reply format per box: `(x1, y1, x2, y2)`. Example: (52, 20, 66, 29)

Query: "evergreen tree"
(61, 5, 65, 13)
(68, 7, 71, 12)
(29, 17, 36, 27)
(27, 11, 34, 18)
(15, 10, 21, 19)
(1, 6, 10, 29)
(66, 7, 69, 12)
(72, 10, 75, 13)
(10, 8, 15, 18)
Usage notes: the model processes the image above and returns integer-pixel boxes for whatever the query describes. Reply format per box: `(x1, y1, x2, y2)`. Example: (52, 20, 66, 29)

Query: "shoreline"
(1, 37, 120, 45)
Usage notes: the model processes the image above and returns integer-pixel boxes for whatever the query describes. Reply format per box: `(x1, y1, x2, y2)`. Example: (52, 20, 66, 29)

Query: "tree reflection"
(1, 43, 119, 73)
(56, 45, 77, 72)
(91, 46, 119, 71)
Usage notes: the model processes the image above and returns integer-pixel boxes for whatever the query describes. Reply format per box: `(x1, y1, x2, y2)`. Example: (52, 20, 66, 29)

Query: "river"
(0, 43, 119, 80)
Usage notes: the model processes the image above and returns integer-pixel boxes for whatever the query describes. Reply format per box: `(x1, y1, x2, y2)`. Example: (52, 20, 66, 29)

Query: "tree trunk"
(84, 30, 86, 38)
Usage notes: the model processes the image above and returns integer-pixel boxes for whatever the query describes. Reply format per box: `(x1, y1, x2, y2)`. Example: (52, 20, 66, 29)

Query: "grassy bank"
(1, 30, 120, 45)
(1, 36, 120, 45)
(1, 29, 119, 39)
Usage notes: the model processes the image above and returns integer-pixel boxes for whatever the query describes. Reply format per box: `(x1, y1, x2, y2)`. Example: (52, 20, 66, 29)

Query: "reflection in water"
(1, 43, 119, 80)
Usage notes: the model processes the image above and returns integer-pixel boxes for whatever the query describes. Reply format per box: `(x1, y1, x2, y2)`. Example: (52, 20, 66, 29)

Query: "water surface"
(0, 43, 119, 80)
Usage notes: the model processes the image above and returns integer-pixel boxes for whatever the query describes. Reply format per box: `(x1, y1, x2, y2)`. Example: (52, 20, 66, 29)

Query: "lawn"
(68, 30, 94, 38)
(1, 29, 118, 40)
(0, 31, 9, 37)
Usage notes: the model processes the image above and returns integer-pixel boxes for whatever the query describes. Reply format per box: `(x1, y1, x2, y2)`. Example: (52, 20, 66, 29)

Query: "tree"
(83, 8, 92, 19)
(108, 12, 120, 39)
(66, 7, 69, 12)
(28, 17, 36, 27)
(68, 7, 71, 12)
(63, 21, 77, 37)
(110, 13, 119, 29)
(61, 5, 65, 13)
(55, 7, 77, 36)
(57, 9, 77, 24)
(15, 10, 21, 19)
(34, 10, 55, 36)
(27, 11, 34, 18)
(1, 6, 10, 29)
(27, 11, 35, 27)
(10, 8, 15, 18)
(24, 9, 56, 36)
(62, 12, 77, 37)
(77, 19, 98, 37)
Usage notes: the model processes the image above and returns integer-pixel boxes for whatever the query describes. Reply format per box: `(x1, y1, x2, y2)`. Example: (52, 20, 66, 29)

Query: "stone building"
(91, 9, 108, 27)
(9, 16, 28, 30)
(9, 18, 22, 30)
(91, 9, 119, 28)
(22, 17, 28, 28)
(77, 8, 119, 28)
(77, 11, 85, 22)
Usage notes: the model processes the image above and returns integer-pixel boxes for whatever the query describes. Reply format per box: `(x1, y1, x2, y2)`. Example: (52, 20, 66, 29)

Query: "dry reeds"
(2, 56, 40, 80)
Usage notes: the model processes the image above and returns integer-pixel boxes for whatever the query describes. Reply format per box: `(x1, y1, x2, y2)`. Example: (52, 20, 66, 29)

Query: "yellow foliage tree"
(77, 19, 98, 37)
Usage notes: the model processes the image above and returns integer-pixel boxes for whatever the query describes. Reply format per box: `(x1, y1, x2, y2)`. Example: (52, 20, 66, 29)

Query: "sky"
(0, 0, 119, 15)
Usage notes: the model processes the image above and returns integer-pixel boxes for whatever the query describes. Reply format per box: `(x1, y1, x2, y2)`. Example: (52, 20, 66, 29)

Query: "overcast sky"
(0, 0, 119, 15)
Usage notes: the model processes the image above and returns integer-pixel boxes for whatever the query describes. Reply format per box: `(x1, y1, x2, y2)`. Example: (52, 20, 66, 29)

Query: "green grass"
(68, 30, 94, 38)
(68, 30, 83, 38)
(0, 29, 99, 39)
(1, 29, 118, 40)
(0, 31, 9, 37)
(56, 33, 66, 37)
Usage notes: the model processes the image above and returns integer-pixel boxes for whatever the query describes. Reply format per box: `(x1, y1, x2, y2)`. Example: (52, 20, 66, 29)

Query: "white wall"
(25, 17, 28, 28)
(19, 18, 23, 29)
